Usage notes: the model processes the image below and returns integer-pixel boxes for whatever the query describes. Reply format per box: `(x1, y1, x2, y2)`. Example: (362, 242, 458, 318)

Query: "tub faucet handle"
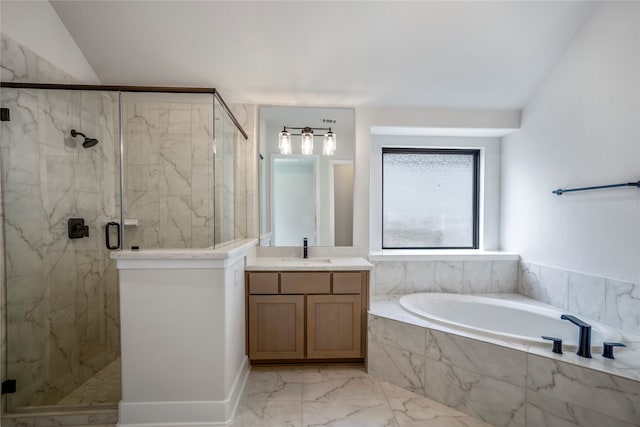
(560, 314, 592, 358)
(602, 342, 626, 359)
(541, 336, 563, 354)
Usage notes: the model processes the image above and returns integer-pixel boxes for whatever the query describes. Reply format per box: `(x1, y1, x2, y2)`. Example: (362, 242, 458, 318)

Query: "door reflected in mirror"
(259, 106, 354, 247)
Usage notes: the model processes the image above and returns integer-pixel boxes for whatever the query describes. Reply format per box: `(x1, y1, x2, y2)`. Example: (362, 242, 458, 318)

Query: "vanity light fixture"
(278, 126, 337, 156)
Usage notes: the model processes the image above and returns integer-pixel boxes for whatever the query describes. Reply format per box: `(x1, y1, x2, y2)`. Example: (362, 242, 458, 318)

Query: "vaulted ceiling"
(51, 1, 596, 109)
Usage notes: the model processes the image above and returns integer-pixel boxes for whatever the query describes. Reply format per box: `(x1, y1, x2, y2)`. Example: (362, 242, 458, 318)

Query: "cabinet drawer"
(333, 272, 363, 294)
(247, 272, 279, 294)
(281, 272, 330, 294)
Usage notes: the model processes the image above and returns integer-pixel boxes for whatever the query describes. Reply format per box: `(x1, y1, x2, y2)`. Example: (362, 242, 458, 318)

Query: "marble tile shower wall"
(230, 103, 257, 240)
(124, 101, 250, 248)
(519, 261, 640, 337)
(213, 106, 243, 245)
(1, 34, 120, 409)
(124, 101, 217, 248)
(1, 33, 83, 411)
(1, 34, 79, 84)
(0, 88, 120, 409)
(372, 260, 518, 295)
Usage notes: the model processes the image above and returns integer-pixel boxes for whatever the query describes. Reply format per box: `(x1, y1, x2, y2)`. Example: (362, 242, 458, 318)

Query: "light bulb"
(323, 130, 336, 155)
(279, 129, 292, 155)
(301, 128, 314, 155)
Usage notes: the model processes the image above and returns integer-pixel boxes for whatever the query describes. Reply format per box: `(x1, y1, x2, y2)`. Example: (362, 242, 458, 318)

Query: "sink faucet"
(561, 314, 592, 358)
(303, 237, 308, 259)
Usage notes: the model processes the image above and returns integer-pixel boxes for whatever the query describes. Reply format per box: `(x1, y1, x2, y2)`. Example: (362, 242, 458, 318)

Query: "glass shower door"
(1, 88, 121, 410)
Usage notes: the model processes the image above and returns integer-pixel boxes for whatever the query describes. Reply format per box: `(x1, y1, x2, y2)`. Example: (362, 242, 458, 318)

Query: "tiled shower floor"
(56, 358, 122, 406)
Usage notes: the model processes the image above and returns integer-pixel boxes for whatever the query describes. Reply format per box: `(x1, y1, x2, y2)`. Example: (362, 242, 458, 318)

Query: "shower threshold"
(2, 359, 121, 426)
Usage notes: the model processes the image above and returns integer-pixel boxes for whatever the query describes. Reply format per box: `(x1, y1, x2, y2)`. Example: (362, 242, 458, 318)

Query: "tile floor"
(231, 364, 492, 426)
(38, 363, 491, 426)
(56, 359, 122, 406)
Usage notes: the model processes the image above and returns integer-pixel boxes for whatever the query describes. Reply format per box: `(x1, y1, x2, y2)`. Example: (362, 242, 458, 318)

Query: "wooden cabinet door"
(306, 294, 362, 359)
(249, 295, 304, 360)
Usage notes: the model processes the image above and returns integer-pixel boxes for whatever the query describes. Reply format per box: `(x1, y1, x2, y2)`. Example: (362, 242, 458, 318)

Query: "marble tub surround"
(368, 295, 640, 427)
(371, 258, 518, 295)
(518, 260, 640, 337)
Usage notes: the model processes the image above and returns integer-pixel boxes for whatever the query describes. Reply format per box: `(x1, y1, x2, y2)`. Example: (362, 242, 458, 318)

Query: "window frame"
(381, 147, 480, 250)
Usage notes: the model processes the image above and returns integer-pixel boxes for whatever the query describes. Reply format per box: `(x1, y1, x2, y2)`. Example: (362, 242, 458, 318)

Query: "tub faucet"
(561, 314, 592, 358)
(303, 237, 308, 259)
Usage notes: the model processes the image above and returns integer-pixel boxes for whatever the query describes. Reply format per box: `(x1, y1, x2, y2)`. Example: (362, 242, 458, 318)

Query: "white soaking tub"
(399, 293, 622, 349)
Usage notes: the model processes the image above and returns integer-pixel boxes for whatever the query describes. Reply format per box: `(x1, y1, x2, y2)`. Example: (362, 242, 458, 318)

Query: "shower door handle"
(105, 222, 120, 250)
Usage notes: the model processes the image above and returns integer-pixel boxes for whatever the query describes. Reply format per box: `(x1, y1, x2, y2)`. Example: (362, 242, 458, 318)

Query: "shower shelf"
(101, 218, 138, 227)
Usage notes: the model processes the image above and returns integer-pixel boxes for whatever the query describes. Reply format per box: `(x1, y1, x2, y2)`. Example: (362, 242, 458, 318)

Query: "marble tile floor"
(231, 364, 493, 427)
(56, 359, 122, 406)
(18, 363, 490, 426)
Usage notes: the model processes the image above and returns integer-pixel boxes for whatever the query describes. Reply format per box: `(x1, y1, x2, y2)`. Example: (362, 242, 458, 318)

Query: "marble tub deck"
(368, 294, 640, 427)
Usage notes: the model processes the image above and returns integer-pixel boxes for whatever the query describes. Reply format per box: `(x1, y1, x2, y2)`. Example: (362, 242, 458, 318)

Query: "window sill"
(368, 249, 519, 262)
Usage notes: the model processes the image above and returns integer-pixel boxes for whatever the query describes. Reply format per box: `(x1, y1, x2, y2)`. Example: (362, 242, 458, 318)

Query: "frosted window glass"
(382, 150, 478, 248)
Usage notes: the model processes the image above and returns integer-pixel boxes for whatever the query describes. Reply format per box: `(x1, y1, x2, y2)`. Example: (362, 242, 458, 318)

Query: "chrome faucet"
(561, 314, 592, 358)
(303, 237, 308, 259)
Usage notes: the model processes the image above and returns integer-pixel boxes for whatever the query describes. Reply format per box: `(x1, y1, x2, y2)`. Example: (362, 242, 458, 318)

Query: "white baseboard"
(117, 357, 250, 427)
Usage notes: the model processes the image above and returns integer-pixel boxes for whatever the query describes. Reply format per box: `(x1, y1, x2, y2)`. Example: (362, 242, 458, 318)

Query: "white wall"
(501, 2, 640, 284)
(0, 0, 99, 83)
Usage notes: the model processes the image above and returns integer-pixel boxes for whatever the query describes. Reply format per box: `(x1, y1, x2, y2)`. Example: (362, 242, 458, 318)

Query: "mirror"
(259, 106, 355, 247)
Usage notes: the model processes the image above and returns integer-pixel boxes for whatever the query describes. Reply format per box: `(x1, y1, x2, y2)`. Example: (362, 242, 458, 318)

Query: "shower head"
(82, 138, 99, 148)
(70, 129, 99, 148)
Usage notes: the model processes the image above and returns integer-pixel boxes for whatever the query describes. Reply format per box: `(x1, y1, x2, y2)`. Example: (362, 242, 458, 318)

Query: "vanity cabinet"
(246, 271, 368, 362)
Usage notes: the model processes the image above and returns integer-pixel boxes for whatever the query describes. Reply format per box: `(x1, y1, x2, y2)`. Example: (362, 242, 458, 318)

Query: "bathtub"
(399, 293, 622, 349)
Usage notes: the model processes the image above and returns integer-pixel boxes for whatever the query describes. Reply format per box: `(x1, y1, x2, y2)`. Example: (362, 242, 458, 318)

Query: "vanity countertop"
(245, 256, 374, 271)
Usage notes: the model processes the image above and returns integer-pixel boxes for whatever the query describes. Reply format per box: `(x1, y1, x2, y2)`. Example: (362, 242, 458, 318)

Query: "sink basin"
(279, 257, 332, 266)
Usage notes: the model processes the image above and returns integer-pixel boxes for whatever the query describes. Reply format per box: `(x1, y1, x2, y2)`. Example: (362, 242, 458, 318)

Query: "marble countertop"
(245, 256, 374, 271)
(110, 239, 258, 260)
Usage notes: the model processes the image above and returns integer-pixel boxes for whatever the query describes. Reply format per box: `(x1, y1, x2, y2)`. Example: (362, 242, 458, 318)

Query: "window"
(382, 148, 480, 249)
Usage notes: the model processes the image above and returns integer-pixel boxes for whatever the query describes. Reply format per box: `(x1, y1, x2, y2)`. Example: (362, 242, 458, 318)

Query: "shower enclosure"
(0, 84, 248, 412)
